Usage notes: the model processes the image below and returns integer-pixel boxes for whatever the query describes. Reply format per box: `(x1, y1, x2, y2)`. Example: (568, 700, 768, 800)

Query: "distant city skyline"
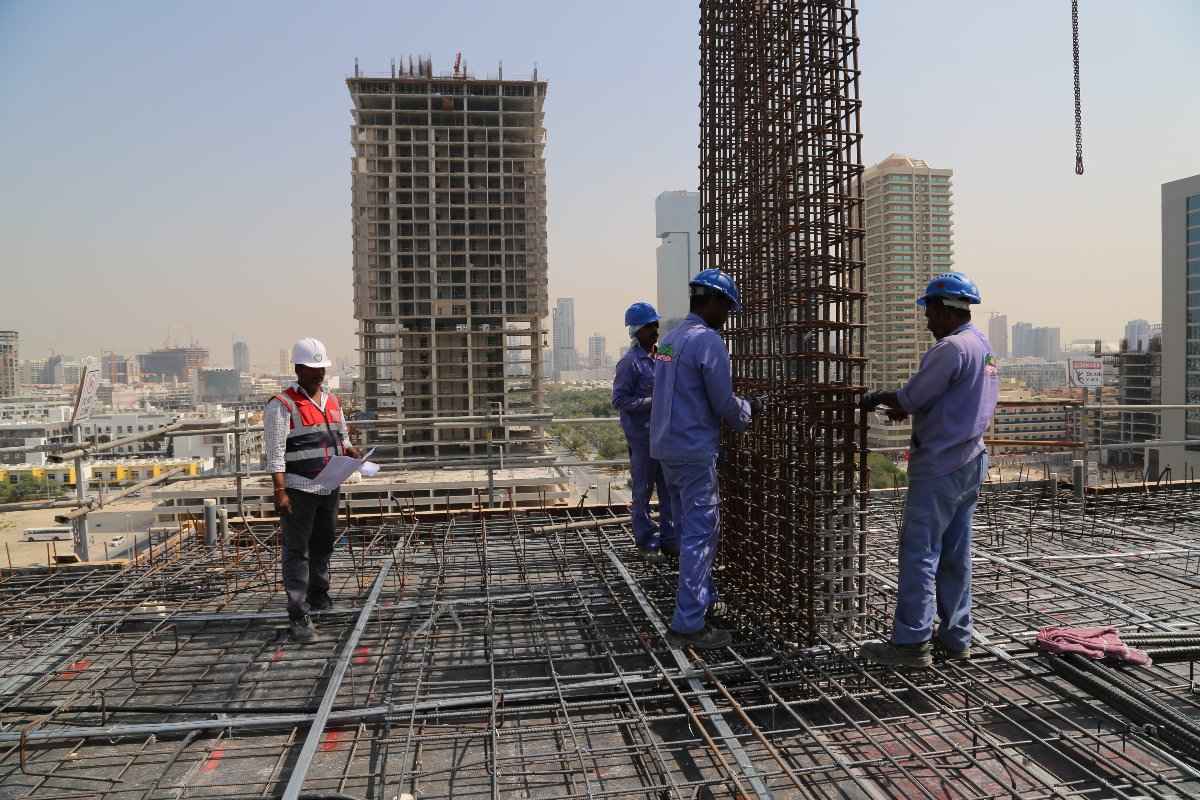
(3, 2, 1196, 362)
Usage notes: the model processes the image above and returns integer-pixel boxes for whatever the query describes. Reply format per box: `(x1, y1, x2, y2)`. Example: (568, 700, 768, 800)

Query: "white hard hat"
(291, 337, 332, 369)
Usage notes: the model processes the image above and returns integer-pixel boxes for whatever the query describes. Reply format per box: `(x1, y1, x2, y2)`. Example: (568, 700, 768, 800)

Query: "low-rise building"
(0, 420, 73, 467)
(0, 462, 85, 490)
(173, 408, 265, 472)
(0, 398, 74, 424)
(88, 458, 208, 487)
(80, 411, 176, 458)
(988, 390, 1076, 456)
(1108, 338, 1163, 472)
(0, 458, 208, 490)
(998, 358, 1068, 392)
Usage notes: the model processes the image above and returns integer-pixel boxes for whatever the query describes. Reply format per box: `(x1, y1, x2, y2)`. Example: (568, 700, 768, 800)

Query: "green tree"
(0, 476, 66, 503)
(595, 427, 629, 460)
(867, 453, 908, 489)
(546, 387, 616, 419)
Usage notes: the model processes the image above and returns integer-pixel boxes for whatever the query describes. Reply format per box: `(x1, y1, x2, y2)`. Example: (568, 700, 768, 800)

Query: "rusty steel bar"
(702, 0, 867, 644)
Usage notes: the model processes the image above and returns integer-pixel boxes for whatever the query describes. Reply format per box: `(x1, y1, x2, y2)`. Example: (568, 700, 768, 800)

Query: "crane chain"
(1072, 0, 1084, 175)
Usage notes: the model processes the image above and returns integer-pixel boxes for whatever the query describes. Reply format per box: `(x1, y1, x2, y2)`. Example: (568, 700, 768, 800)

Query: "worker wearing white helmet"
(263, 337, 361, 643)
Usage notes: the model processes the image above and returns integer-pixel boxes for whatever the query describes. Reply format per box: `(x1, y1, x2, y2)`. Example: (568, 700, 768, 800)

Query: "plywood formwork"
(348, 64, 549, 461)
(700, 1, 869, 644)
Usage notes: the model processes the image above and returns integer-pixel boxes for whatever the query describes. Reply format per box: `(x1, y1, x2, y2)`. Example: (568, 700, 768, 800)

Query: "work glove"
(860, 392, 884, 412)
(748, 395, 768, 417)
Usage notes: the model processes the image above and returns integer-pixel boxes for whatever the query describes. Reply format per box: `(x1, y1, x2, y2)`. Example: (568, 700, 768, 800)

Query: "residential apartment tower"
(863, 154, 954, 449)
(1161, 174, 1200, 476)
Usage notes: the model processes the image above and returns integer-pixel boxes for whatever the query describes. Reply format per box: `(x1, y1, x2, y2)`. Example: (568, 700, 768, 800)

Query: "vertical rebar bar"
(702, 0, 867, 644)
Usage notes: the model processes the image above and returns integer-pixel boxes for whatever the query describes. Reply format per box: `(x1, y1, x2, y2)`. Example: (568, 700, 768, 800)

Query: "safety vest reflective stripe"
(275, 392, 303, 430)
(285, 431, 332, 451)
(286, 447, 334, 462)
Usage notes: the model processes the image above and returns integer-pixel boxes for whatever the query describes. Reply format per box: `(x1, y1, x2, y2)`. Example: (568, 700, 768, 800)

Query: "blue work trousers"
(894, 451, 988, 651)
(628, 439, 675, 550)
(662, 458, 721, 634)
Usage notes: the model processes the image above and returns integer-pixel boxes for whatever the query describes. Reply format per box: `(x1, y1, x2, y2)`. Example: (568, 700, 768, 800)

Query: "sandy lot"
(0, 498, 155, 567)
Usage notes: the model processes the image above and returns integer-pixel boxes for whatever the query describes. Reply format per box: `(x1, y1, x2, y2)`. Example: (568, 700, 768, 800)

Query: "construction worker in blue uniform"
(859, 272, 999, 668)
(612, 301, 676, 560)
(650, 269, 763, 649)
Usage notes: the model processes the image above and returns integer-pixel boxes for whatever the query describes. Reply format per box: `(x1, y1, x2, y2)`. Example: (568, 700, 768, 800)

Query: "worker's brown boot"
(859, 640, 932, 668)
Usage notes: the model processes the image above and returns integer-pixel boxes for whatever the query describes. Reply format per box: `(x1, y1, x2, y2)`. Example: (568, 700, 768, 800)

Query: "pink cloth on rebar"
(1036, 626, 1152, 666)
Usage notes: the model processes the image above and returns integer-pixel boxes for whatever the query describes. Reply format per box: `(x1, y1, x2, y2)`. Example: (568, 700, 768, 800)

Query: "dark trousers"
(282, 489, 339, 619)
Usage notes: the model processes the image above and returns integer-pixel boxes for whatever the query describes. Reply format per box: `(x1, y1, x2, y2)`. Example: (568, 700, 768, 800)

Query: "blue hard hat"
(689, 268, 741, 311)
(624, 301, 661, 329)
(917, 272, 982, 307)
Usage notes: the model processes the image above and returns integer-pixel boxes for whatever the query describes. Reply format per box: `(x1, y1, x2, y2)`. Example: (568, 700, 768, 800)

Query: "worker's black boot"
(636, 545, 663, 563)
(936, 641, 971, 662)
(859, 640, 932, 668)
(307, 593, 334, 612)
(669, 625, 732, 650)
(289, 614, 319, 643)
(706, 600, 731, 625)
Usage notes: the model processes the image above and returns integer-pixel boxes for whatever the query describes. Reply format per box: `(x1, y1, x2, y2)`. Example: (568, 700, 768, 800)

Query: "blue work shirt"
(612, 341, 655, 444)
(650, 313, 751, 463)
(897, 321, 999, 480)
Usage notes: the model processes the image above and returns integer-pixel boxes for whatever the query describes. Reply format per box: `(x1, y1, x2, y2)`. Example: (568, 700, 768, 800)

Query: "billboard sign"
(70, 357, 101, 426)
(1068, 358, 1103, 389)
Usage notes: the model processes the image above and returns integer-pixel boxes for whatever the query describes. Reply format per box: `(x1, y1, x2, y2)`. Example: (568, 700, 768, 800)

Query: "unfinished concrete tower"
(348, 59, 549, 460)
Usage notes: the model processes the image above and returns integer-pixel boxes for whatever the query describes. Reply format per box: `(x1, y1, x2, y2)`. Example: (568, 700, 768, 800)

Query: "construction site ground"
(2, 480, 1200, 798)
(0, 500, 153, 569)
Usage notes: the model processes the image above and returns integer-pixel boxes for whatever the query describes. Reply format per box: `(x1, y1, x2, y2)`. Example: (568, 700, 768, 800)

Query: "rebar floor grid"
(3, 495, 1200, 798)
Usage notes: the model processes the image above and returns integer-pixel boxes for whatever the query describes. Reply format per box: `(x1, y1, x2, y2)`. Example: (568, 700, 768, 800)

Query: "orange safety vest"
(272, 387, 345, 479)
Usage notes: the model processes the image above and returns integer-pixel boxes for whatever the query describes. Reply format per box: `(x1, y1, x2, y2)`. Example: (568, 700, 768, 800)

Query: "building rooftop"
(2, 482, 1200, 796)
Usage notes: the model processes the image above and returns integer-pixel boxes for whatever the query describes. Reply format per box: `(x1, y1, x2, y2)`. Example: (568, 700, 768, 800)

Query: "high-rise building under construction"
(348, 60, 549, 460)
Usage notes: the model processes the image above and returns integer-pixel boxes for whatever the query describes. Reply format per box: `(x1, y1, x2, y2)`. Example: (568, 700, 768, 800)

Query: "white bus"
(24, 527, 73, 542)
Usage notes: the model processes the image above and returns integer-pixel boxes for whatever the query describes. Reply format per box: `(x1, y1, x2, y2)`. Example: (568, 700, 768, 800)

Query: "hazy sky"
(2, 1, 1197, 367)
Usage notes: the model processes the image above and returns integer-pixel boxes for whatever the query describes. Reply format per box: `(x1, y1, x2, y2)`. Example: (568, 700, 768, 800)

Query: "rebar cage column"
(700, 0, 868, 644)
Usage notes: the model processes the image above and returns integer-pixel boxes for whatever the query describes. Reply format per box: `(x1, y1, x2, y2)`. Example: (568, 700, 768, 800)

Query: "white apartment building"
(655, 190, 701, 330)
(988, 400, 1075, 456)
(1162, 174, 1200, 476)
(174, 408, 265, 471)
(863, 154, 954, 450)
(0, 399, 73, 425)
(80, 412, 177, 458)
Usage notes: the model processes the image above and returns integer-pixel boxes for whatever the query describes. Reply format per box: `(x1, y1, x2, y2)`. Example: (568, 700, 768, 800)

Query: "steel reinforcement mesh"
(701, 0, 868, 644)
(7, 490, 1200, 799)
